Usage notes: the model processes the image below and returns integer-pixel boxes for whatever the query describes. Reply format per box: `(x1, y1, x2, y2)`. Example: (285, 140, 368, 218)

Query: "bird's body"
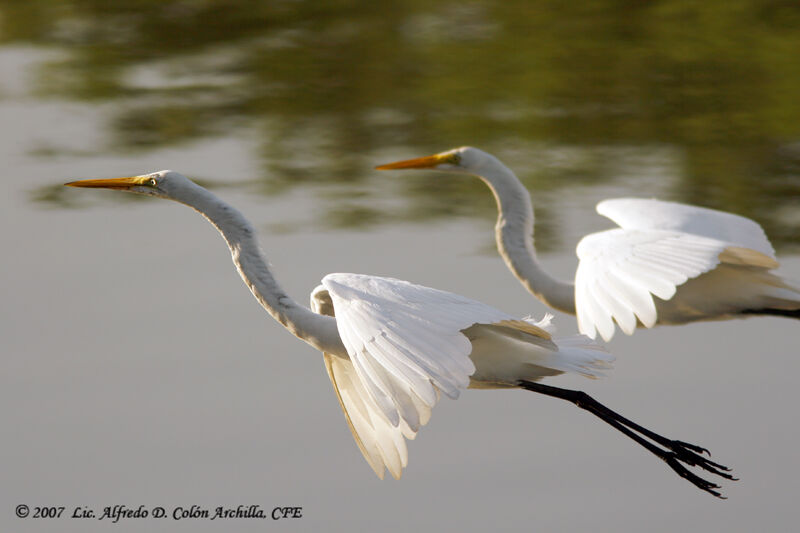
(66, 170, 734, 496)
(377, 147, 800, 341)
(312, 273, 608, 478)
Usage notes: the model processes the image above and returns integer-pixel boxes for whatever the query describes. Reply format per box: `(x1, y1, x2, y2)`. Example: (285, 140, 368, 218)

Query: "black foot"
(518, 380, 736, 498)
(654, 439, 736, 498)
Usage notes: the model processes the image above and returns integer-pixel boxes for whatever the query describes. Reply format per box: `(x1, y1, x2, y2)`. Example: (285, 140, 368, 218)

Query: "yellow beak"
(375, 152, 456, 170)
(65, 176, 150, 189)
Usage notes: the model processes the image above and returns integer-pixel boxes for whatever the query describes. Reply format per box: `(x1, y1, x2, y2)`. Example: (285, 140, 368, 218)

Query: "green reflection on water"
(5, 0, 800, 248)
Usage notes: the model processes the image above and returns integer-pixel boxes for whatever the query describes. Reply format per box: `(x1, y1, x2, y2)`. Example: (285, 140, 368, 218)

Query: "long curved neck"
(177, 184, 347, 356)
(473, 155, 575, 314)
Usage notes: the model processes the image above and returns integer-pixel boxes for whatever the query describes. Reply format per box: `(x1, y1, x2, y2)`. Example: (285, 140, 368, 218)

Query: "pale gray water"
(1, 17, 800, 532)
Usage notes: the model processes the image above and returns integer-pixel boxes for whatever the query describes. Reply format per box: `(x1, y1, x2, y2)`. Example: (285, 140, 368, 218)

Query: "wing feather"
(318, 273, 610, 479)
(324, 353, 411, 480)
(594, 269, 638, 335)
(319, 273, 523, 479)
(348, 345, 401, 426)
(380, 318, 475, 380)
(604, 264, 657, 328)
(597, 198, 776, 259)
(576, 200, 784, 340)
(576, 229, 730, 340)
(323, 273, 512, 404)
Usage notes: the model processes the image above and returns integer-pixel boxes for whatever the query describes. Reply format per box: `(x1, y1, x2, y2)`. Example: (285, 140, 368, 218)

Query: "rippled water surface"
(2, 2, 799, 532)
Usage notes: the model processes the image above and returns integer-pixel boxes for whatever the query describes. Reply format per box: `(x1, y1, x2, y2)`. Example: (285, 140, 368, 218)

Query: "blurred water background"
(2, 2, 799, 531)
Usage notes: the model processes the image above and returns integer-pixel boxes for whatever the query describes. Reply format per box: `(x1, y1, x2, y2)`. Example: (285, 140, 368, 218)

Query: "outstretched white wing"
(316, 274, 609, 479)
(323, 273, 512, 423)
(596, 198, 776, 258)
(322, 353, 423, 480)
(575, 198, 778, 341)
(311, 282, 433, 480)
(317, 273, 524, 479)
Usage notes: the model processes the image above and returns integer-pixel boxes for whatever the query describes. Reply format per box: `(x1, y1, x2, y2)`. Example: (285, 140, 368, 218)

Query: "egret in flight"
(66, 171, 734, 496)
(377, 147, 800, 341)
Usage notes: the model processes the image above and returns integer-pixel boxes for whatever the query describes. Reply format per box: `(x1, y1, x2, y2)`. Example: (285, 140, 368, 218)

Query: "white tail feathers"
(550, 335, 614, 379)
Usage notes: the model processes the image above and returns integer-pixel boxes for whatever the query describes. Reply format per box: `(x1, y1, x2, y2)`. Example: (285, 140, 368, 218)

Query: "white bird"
(66, 171, 734, 496)
(377, 147, 800, 341)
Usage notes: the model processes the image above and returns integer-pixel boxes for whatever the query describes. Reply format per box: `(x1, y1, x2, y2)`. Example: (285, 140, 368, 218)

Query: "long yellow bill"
(65, 176, 150, 189)
(375, 152, 457, 170)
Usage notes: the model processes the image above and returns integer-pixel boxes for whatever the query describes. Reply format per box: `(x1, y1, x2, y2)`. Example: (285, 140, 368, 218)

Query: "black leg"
(518, 380, 736, 498)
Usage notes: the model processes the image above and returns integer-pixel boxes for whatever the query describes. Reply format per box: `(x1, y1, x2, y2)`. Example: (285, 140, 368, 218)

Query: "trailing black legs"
(519, 380, 735, 498)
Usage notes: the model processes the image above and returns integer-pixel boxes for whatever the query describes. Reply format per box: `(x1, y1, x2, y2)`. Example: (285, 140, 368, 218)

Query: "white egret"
(66, 171, 734, 496)
(377, 147, 800, 341)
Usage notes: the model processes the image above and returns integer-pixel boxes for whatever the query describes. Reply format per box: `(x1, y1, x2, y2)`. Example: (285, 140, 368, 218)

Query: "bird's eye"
(148, 178, 158, 187)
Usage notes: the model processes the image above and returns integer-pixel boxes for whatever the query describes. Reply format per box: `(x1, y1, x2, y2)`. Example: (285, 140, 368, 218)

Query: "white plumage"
(65, 170, 735, 496)
(315, 273, 610, 479)
(63, 171, 610, 481)
(576, 198, 796, 339)
(596, 198, 775, 257)
(378, 147, 800, 341)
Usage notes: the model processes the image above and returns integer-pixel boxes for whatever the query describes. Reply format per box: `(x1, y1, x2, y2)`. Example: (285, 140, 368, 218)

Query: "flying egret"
(66, 171, 734, 496)
(377, 147, 800, 341)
